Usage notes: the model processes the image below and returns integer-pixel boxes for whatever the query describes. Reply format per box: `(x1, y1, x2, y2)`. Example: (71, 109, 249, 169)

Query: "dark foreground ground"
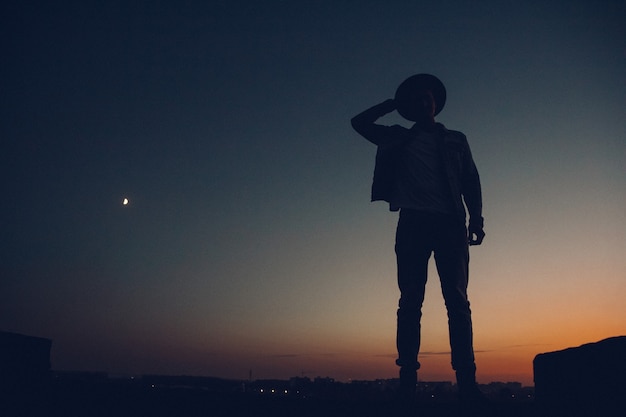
(2, 380, 538, 417)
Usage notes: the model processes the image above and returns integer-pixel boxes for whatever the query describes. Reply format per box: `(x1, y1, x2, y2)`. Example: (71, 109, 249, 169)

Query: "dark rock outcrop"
(0, 331, 52, 384)
(533, 336, 626, 416)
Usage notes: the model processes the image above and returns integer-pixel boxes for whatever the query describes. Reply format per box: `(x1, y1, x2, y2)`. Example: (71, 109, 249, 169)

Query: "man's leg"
(395, 210, 431, 396)
(433, 219, 474, 371)
(434, 218, 487, 404)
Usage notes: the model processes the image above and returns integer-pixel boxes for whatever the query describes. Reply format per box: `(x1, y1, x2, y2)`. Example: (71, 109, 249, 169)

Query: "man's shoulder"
(437, 123, 467, 144)
(373, 124, 413, 149)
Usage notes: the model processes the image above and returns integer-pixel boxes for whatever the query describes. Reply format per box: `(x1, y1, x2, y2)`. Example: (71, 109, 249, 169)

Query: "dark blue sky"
(2, 1, 625, 384)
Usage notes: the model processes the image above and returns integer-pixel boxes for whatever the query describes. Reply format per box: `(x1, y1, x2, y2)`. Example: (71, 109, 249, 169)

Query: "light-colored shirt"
(390, 129, 454, 214)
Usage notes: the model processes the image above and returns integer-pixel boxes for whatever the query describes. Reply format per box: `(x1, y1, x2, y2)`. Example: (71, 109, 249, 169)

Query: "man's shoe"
(398, 367, 417, 400)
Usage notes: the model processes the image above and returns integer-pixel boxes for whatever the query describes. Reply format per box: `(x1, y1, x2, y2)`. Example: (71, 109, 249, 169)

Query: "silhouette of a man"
(351, 74, 485, 403)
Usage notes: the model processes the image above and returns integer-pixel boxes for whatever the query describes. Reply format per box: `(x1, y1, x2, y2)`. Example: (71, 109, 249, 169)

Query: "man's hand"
(468, 224, 485, 246)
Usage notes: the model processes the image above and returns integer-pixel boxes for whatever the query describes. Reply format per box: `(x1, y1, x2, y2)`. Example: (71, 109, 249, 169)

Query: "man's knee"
(397, 304, 422, 321)
(398, 293, 425, 313)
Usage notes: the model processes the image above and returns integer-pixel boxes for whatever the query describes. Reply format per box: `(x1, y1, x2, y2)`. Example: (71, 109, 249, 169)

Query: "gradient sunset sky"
(2, 1, 625, 387)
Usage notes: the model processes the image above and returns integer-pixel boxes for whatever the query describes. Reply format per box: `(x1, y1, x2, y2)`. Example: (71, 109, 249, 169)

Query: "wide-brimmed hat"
(394, 74, 447, 121)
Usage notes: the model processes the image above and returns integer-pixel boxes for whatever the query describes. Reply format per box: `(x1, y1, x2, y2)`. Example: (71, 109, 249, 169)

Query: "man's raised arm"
(351, 99, 399, 146)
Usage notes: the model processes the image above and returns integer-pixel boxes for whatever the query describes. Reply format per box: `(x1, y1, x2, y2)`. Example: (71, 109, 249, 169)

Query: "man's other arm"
(461, 144, 485, 245)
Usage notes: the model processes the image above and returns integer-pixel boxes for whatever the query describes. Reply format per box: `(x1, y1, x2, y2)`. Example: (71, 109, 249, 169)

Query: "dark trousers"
(394, 209, 476, 372)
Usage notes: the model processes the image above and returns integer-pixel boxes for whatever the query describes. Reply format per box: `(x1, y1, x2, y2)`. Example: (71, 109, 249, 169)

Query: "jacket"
(351, 101, 483, 228)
